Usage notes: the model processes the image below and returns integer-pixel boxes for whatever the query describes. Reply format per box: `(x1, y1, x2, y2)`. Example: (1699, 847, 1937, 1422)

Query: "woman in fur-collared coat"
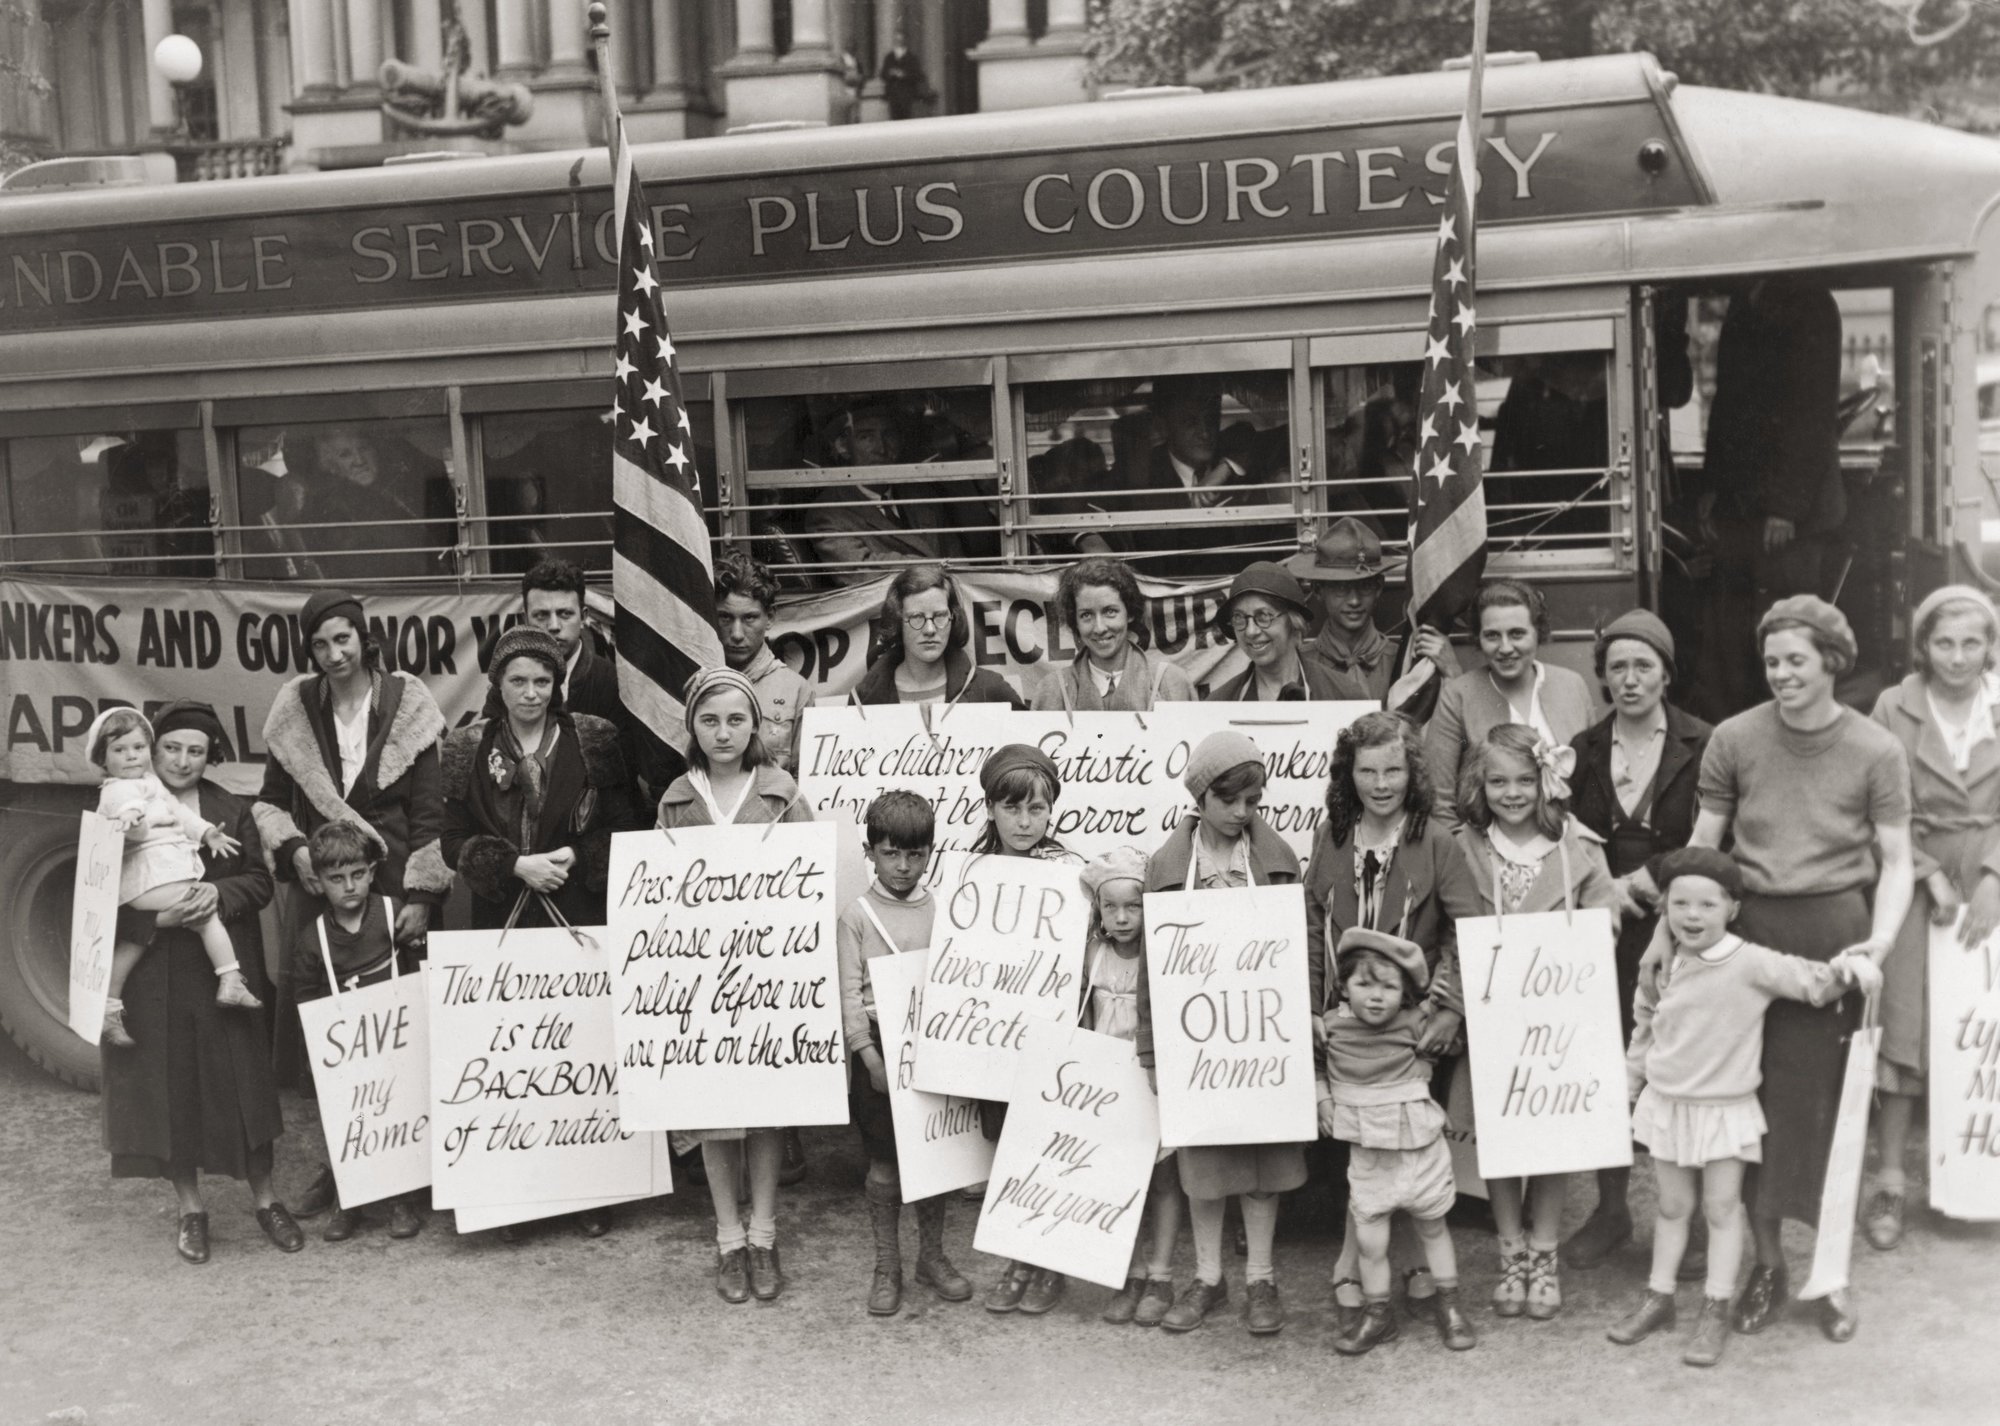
(441, 626, 646, 929)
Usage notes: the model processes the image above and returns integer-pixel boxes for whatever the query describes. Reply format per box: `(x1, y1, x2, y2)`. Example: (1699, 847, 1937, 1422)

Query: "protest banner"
(1143, 884, 1315, 1148)
(1931, 915, 2000, 1220)
(297, 967, 432, 1208)
(66, 810, 121, 1044)
(910, 850, 1089, 1102)
(1146, 703, 1375, 864)
(1456, 908, 1632, 1180)
(974, 1023, 1160, 1289)
(1799, 1002, 1880, 1300)
(605, 822, 846, 1133)
(1, 575, 518, 795)
(867, 949, 995, 1201)
(450, 1135, 675, 1234)
(427, 925, 661, 1209)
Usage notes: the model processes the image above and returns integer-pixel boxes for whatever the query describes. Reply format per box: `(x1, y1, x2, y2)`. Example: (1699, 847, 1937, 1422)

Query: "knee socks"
(1241, 1193, 1279, 1284)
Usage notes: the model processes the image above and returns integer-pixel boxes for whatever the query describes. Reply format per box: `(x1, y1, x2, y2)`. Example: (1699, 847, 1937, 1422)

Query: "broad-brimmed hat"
(1285, 517, 1396, 585)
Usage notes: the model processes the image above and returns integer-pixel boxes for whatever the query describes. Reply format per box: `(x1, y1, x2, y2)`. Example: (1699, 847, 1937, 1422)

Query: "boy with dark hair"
(714, 550, 815, 774)
(835, 790, 971, 1316)
(290, 822, 425, 1244)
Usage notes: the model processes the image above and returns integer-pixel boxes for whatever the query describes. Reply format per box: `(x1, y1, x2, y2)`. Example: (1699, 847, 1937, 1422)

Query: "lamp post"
(152, 34, 203, 141)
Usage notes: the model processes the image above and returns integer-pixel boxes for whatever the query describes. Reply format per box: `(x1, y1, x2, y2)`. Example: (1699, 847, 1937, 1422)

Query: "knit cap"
(1655, 846, 1744, 901)
(1080, 846, 1149, 901)
(1183, 730, 1262, 799)
(682, 666, 763, 737)
(1758, 594, 1857, 666)
(489, 626, 565, 685)
(980, 743, 1062, 802)
(1595, 608, 1675, 678)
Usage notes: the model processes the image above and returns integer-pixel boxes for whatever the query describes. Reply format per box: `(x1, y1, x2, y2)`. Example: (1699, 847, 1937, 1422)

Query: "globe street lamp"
(152, 34, 203, 141)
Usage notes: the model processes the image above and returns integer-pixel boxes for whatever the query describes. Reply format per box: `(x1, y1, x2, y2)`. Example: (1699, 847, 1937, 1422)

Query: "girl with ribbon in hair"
(1452, 723, 1617, 1322)
(87, 707, 260, 1048)
(657, 666, 814, 1306)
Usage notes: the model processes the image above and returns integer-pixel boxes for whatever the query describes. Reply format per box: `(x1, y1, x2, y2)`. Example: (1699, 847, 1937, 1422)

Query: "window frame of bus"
(726, 357, 1002, 570)
(1011, 341, 1304, 566)
(460, 374, 714, 576)
(0, 401, 217, 576)
(214, 390, 458, 583)
(1308, 315, 1631, 577)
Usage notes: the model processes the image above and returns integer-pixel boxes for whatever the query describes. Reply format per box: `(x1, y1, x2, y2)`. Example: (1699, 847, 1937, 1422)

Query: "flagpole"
(1465, 0, 1489, 269)
(587, 2, 620, 151)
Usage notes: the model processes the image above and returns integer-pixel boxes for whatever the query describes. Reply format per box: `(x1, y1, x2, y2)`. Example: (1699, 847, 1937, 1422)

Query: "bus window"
(235, 418, 453, 582)
(2, 431, 212, 577)
(739, 386, 996, 586)
(479, 404, 716, 574)
(1320, 349, 1615, 555)
(1021, 369, 1293, 578)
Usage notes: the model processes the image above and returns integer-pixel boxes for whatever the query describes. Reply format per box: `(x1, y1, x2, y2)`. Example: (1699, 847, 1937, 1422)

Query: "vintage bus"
(3, 51, 1997, 1087)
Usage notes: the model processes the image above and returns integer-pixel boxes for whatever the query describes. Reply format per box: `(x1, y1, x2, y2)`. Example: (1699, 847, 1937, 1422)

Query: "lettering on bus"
(0, 102, 1704, 331)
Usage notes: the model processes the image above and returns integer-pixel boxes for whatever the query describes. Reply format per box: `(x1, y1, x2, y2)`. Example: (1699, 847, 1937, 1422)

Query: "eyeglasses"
(1228, 609, 1282, 632)
(902, 612, 952, 631)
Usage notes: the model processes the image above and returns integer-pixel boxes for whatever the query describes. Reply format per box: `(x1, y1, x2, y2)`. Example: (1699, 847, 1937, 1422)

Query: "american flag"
(1406, 99, 1487, 630)
(609, 118, 724, 758)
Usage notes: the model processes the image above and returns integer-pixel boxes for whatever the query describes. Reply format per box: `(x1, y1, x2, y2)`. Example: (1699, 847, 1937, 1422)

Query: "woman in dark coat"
(441, 626, 645, 930)
(103, 701, 298, 1264)
(1560, 610, 1712, 1270)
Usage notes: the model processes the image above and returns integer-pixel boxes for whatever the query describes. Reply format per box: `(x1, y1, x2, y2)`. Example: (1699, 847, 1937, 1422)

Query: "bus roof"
(1, 54, 1995, 358)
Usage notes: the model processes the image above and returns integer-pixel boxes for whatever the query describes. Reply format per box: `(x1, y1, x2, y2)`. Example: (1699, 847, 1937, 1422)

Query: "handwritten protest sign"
(450, 1135, 674, 1233)
(1800, 1014, 1879, 1300)
(1143, 884, 1315, 1148)
(910, 851, 1088, 1101)
(1457, 909, 1632, 1180)
(67, 811, 122, 1045)
(974, 1024, 1159, 1288)
(427, 926, 661, 1209)
(1930, 916, 2000, 1220)
(1147, 703, 1374, 863)
(868, 949, 995, 1200)
(605, 823, 846, 1133)
(297, 969, 432, 1207)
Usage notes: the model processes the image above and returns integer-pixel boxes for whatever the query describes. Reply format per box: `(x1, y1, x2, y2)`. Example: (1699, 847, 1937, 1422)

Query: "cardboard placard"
(1457, 908, 1633, 1180)
(1143, 883, 1316, 1148)
(427, 926, 662, 1209)
(973, 1023, 1160, 1289)
(1931, 916, 2000, 1220)
(866, 949, 996, 1201)
(297, 969, 433, 1208)
(449, 1134, 675, 1233)
(910, 850, 1089, 1102)
(1800, 1018, 1881, 1300)
(67, 810, 122, 1045)
(604, 822, 846, 1133)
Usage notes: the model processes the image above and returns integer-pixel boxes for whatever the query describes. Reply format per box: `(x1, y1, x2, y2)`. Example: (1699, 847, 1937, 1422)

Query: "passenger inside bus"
(264, 421, 454, 582)
(1, 431, 210, 576)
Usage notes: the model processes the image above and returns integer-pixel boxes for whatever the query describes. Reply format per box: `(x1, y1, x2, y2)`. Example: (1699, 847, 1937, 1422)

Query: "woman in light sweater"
(1426, 579, 1596, 834)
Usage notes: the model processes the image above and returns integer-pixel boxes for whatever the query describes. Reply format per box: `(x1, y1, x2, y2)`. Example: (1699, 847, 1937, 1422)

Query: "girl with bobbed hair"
(1306, 710, 1481, 1333)
(850, 564, 1024, 708)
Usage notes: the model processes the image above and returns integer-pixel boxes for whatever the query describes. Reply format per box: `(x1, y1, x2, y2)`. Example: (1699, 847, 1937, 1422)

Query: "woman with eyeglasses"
(851, 564, 1027, 708)
(1205, 562, 1346, 702)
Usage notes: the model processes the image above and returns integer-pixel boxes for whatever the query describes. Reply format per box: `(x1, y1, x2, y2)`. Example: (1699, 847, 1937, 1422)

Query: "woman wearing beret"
(1207, 561, 1346, 702)
(1426, 579, 1596, 835)
(441, 626, 645, 932)
(1033, 556, 1198, 712)
(102, 701, 298, 1264)
(1863, 585, 2000, 1252)
(851, 564, 1025, 709)
(1560, 610, 1712, 1270)
(1681, 595, 1913, 1341)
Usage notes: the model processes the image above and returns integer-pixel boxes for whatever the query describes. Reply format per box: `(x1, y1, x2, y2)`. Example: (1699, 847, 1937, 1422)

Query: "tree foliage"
(1085, 0, 2000, 120)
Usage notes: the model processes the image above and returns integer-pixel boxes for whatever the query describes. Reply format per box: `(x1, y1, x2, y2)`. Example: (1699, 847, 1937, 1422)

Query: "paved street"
(6, 1034, 1997, 1426)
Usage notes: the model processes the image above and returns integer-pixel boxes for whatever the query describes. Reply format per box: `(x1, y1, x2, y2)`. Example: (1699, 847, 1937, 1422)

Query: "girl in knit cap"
(1611, 847, 1880, 1367)
(87, 707, 260, 1048)
(656, 665, 814, 1306)
(1320, 926, 1476, 1356)
(968, 743, 1082, 1316)
(1083, 846, 1187, 1327)
(1142, 730, 1303, 1337)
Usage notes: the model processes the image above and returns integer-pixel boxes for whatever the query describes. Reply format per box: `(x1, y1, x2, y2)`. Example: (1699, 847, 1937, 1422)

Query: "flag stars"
(1453, 304, 1477, 336)
(1426, 334, 1451, 367)
(1436, 214, 1457, 247)
(676, 405, 693, 437)
(613, 352, 635, 382)
(654, 333, 677, 365)
(1444, 257, 1467, 289)
(633, 264, 659, 297)
(622, 307, 649, 340)
(1455, 420, 1482, 453)
(1436, 383, 1464, 414)
(641, 376, 668, 407)
(665, 443, 691, 476)
(628, 415, 656, 446)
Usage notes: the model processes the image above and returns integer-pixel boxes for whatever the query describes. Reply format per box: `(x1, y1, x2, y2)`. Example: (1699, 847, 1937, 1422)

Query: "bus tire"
(0, 798, 101, 1092)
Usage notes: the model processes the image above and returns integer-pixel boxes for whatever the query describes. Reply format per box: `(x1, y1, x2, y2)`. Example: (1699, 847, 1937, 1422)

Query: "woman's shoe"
(176, 1211, 209, 1265)
(1684, 1295, 1732, 1366)
(1491, 1250, 1530, 1317)
(1863, 1190, 1905, 1251)
(1332, 1299, 1399, 1356)
(715, 1247, 750, 1303)
(1524, 1249, 1563, 1320)
(215, 970, 264, 1010)
(1818, 1287, 1858, 1343)
(1607, 1289, 1677, 1345)
(1102, 1276, 1146, 1325)
(1731, 1263, 1787, 1334)
(748, 1245, 784, 1301)
(1133, 1278, 1176, 1328)
(1433, 1286, 1477, 1351)
(255, 1203, 304, 1253)
(1331, 1277, 1365, 1339)
(100, 1000, 136, 1049)
(321, 1208, 362, 1243)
